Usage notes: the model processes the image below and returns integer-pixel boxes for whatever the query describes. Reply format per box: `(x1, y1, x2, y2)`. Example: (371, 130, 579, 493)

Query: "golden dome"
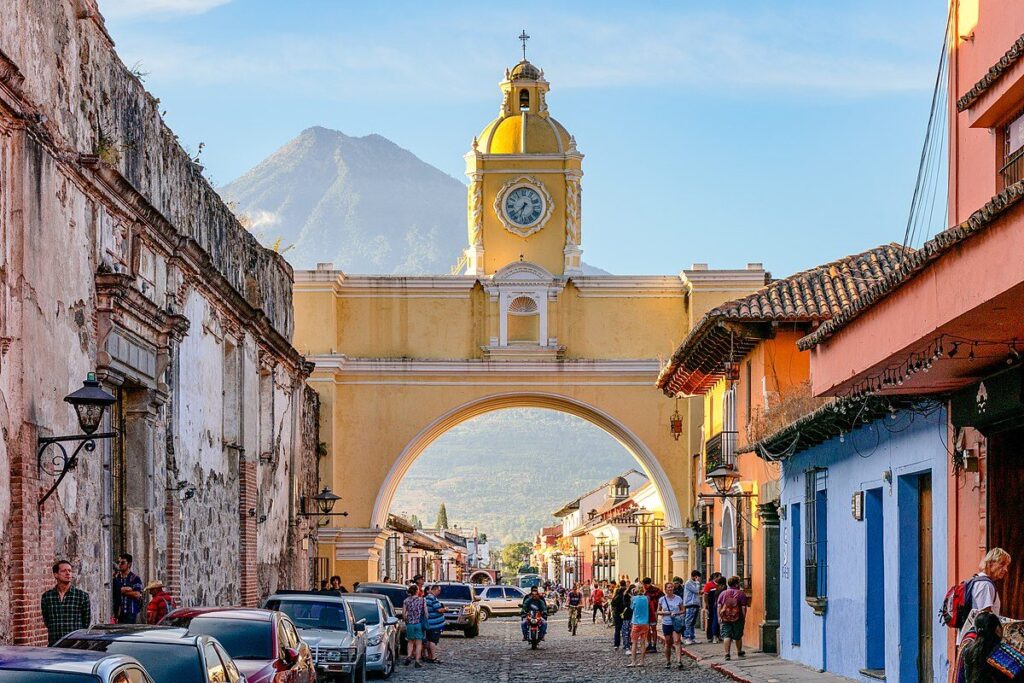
(478, 114, 571, 154)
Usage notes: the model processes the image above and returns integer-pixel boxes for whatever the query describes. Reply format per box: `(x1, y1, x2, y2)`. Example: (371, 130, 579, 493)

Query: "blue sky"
(103, 0, 948, 276)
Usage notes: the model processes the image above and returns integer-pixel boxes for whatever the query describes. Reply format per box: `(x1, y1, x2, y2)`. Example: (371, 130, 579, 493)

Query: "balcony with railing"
(705, 430, 738, 476)
(1001, 147, 1024, 188)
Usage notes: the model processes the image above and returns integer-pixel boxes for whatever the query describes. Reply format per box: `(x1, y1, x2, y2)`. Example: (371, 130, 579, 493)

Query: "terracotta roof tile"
(799, 180, 1024, 350)
(656, 243, 910, 396)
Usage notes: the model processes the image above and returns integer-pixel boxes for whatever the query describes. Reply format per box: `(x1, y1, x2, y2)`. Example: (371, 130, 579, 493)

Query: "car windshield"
(437, 585, 472, 601)
(356, 586, 407, 610)
(0, 674, 97, 683)
(266, 599, 348, 631)
(57, 639, 203, 683)
(346, 602, 380, 626)
(185, 617, 274, 660)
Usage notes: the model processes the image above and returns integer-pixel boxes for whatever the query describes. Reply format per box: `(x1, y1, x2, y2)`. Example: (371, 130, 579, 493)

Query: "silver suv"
(263, 591, 367, 683)
(433, 582, 481, 637)
(475, 585, 527, 620)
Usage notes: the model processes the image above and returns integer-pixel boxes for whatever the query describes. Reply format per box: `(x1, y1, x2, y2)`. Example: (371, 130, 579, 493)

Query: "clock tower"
(464, 57, 584, 277)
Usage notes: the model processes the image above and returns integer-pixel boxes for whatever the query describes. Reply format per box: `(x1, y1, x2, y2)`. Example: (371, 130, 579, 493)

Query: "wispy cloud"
(101, 0, 230, 20)
(111, 5, 936, 100)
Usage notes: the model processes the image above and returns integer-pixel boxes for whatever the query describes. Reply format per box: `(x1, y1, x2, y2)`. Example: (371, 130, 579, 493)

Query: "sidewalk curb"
(679, 646, 753, 683)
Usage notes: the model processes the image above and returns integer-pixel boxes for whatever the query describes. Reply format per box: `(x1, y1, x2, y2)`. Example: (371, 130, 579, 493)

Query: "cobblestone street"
(398, 613, 730, 683)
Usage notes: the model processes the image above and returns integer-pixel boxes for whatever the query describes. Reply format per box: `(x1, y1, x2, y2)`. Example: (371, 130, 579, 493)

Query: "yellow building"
(293, 54, 768, 584)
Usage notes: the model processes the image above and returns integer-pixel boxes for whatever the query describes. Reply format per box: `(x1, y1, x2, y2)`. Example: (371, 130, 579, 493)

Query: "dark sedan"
(0, 645, 154, 683)
(162, 608, 315, 683)
(56, 625, 243, 683)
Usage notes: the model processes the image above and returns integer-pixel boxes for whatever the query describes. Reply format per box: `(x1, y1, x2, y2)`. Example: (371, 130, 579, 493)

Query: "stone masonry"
(0, 0, 319, 643)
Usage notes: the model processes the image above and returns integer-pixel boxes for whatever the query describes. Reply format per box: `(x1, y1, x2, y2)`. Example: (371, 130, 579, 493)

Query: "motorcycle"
(526, 608, 544, 650)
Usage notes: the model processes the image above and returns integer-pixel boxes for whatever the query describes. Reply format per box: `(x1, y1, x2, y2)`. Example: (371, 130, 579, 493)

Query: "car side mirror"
(385, 616, 399, 626)
(473, 596, 481, 602)
(354, 619, 366, 633)
(282, 647, 299, 666)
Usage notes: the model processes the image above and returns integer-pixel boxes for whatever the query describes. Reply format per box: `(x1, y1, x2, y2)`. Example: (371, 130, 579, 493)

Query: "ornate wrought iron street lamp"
(299, 486, 349, 525)
(38, 372, 118, 515)
(669, 397, 683, 440)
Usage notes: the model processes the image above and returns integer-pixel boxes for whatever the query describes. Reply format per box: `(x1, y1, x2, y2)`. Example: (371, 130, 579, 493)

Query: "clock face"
(504, 187, 544, 226)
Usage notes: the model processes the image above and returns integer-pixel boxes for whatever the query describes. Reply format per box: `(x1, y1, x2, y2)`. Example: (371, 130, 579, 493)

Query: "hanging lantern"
(669, 397, 683, 441)
(723, 360, 740, 382)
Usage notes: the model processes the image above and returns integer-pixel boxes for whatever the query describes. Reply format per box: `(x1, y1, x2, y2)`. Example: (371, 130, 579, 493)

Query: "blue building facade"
(776, 408, 948, 683)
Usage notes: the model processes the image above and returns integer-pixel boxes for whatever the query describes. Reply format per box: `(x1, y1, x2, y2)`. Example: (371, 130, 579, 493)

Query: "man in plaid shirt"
(41, 560, 92, 646)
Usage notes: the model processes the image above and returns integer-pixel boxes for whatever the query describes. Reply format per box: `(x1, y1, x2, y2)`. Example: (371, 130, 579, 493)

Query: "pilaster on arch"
(370, 391, 684, 533)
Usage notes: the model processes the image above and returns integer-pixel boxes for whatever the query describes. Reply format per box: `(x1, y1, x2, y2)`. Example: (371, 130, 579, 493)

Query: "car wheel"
(479, 607, 490, 622)
(381, 646, 395, 679)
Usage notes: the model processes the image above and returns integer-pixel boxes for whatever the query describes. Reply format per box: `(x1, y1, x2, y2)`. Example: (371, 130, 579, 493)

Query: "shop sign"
(951, 366, 1024, 434)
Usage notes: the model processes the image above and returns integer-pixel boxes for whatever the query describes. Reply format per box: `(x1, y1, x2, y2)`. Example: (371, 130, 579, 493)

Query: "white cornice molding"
(680, 268, 767, 292)
(294, 272, 478, 298)
(571, 276, 687, 298)
(308, 355, 661, 376)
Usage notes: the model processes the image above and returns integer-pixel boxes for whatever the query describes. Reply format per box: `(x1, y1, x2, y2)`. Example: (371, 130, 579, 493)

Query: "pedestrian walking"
(957, 547, 1012, 646)
(705, 575, 725, 643)
(620, 587, 634, 652)
(591, 582, 607, 623)
(627, 586, 651, 667)
(611, 580, 627, 649)
(144, 581, 176, 625)
(412, 574, 425, 596)
(41, 560, 91, 646)
(717, 575, 748, 661)
(327, 575, 348, 593)
(681, 570, 702, 645)
(112, 553, 143, 624)
(657, 582, 685, 669)
(424, 584, 447, 664)
(643, 577, 662, 653)
(582, 581, 592, 609)
(402, 584, 428, 668)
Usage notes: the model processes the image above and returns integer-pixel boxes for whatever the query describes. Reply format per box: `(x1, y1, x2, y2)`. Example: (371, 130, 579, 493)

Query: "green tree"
(500, 541, 533, 573)
(478, 533, 487, 543)
(436, 503, 449, 529)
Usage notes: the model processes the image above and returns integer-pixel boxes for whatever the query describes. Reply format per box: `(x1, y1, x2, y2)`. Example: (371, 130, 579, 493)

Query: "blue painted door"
(865, 488, 885, 672)
(791, 502, 801, 646)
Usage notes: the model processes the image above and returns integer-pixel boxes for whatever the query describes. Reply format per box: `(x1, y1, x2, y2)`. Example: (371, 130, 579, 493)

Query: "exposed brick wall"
(164, 490, 180, 601)
(238, 459, 258, 607)
(10, 426, 53, 646)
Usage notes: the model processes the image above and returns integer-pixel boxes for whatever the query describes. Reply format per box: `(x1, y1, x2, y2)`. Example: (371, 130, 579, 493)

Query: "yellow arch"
(371, 391, 683, 531)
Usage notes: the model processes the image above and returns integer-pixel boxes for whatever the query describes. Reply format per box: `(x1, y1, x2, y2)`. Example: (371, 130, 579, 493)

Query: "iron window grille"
(804, 468, 828, 602)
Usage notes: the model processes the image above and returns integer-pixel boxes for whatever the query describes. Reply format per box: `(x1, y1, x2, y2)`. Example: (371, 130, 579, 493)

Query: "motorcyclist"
(520, 586, 548, 641)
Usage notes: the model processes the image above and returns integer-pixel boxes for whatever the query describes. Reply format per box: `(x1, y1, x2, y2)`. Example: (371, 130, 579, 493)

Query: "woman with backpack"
(717, 575, 748, 661)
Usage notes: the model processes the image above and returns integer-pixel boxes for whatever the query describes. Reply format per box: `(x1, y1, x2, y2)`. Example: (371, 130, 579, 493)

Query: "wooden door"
(917, 475, 933, 681)
(989, 427, 1024, 620)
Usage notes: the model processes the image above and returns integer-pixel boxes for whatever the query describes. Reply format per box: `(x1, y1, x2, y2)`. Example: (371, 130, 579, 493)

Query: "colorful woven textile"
(988, 641, 1024, 679)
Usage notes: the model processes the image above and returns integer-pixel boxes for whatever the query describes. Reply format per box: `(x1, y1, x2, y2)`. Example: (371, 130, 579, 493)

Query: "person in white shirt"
(959, 547, 1012, 645)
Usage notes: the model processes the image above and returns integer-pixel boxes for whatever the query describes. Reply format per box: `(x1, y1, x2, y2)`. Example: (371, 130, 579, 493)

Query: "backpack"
(939, 575, 993, 629)
(719, 589, 742, 623)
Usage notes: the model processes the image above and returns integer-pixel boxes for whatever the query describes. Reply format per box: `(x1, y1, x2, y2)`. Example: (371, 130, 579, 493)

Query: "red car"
(162, 607, 315, 683)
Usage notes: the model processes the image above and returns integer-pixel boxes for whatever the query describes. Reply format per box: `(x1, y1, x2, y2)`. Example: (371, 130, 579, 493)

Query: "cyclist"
(566, 583, 583, 632)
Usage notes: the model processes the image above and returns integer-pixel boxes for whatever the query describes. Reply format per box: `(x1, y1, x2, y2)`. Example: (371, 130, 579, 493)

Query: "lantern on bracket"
(669, 397, 683, 441)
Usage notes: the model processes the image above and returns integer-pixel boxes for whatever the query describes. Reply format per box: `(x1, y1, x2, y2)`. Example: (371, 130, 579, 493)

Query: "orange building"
(657, 244, 904, 653)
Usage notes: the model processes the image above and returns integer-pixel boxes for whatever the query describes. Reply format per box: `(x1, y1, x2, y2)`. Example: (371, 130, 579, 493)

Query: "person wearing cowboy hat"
(144, 580, 177, 624)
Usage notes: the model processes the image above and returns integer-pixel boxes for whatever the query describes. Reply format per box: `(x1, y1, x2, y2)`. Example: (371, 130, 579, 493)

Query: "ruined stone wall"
(0, 0, 314, 642)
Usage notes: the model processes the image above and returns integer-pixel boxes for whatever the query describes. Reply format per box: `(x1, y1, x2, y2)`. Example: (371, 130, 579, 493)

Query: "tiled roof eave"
(798, 181, 1024, 351)
(743, 395, 935, 461)
(957, 33, 1024, 112)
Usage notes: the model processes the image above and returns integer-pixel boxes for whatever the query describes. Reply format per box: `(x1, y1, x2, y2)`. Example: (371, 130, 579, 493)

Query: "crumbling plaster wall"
(0, 0, 314, 640)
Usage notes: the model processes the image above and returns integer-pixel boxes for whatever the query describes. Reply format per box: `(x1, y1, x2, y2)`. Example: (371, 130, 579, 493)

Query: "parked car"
(0, 645, 155, 683)
(475, 585, 527, 620)
(262, 591, 367, 683)
(56, 625, 244, 683)
(340, 595, 400, 679)
(353, 582, 410, 655)
(161, 607, 315, 683)
(433, 582, 481, 637)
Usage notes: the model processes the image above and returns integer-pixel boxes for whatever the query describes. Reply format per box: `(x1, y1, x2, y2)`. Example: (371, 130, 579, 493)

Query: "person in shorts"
(423, 584, 447, 663)
(402, 584, 428, 668)
(717, 575, 748, 661)
(628, 582, 652, 667)
(657, 581, 685, 669)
